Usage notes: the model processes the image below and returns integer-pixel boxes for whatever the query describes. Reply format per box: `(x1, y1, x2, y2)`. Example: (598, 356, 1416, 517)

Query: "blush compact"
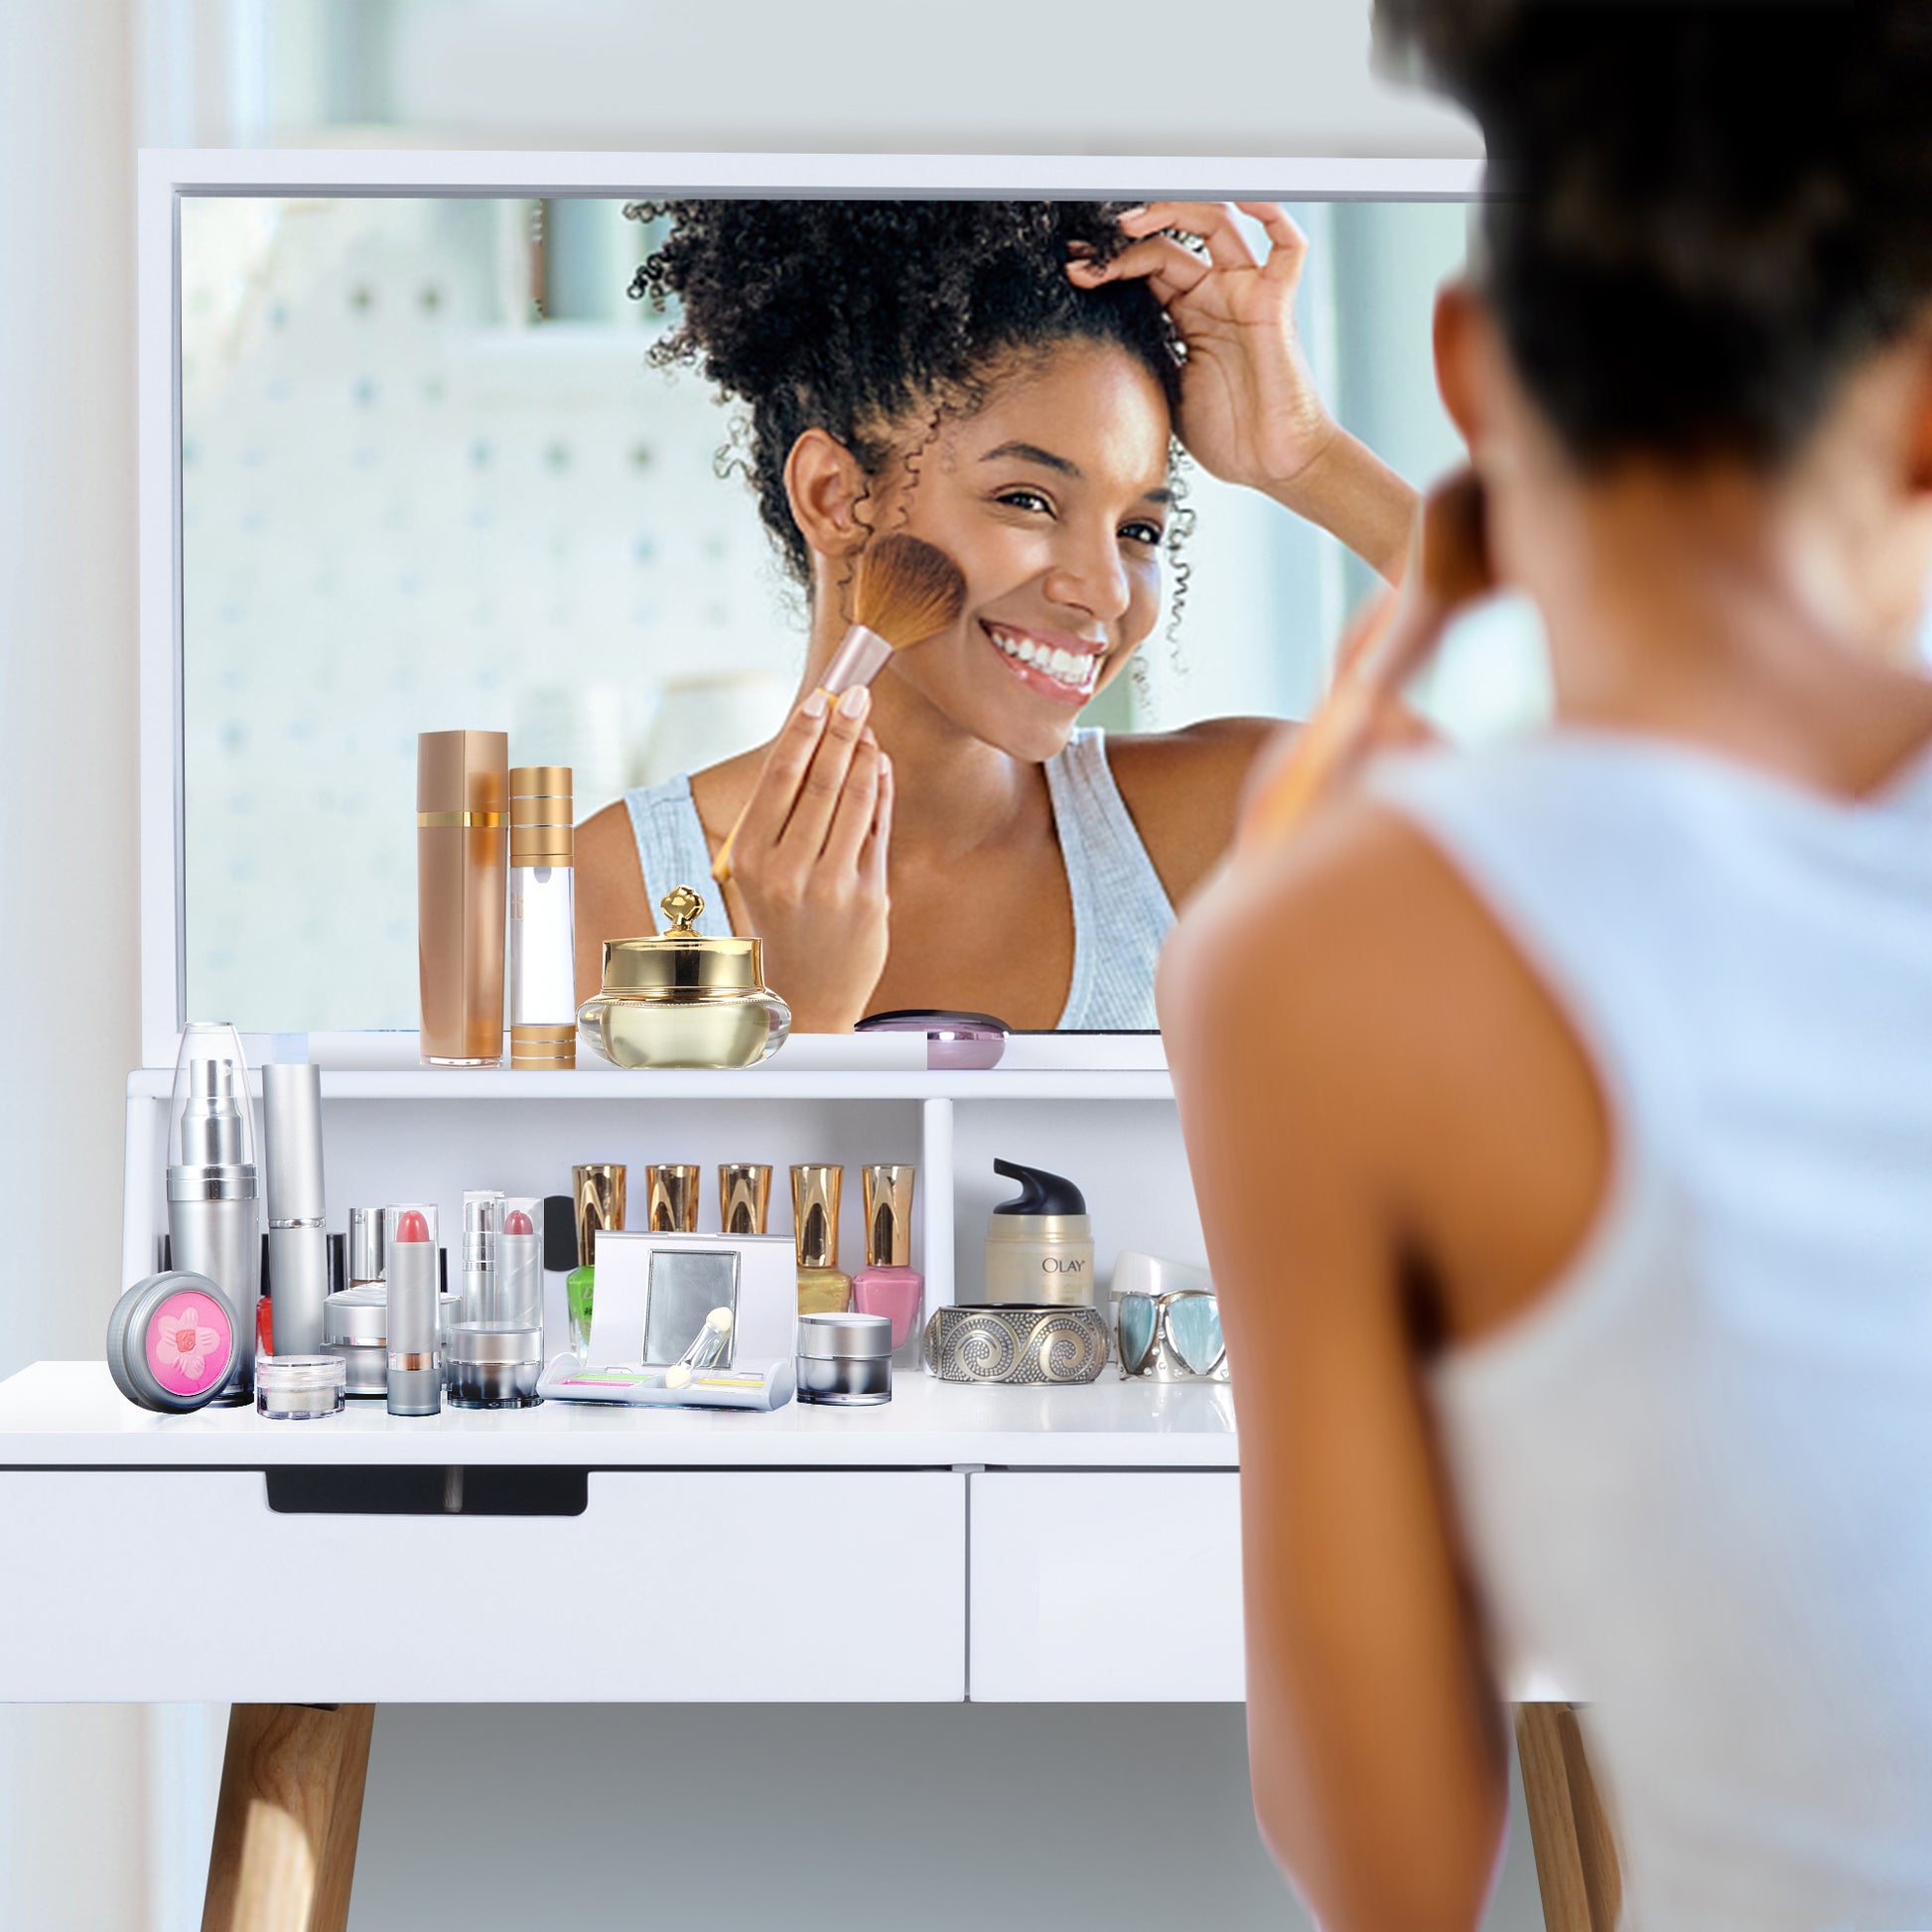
(105, 1271, 241, 1414)
(855, 1009, 1009, 1070)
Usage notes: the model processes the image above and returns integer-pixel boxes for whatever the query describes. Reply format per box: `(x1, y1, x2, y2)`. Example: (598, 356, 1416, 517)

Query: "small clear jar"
(255, 1353, 346, 1420)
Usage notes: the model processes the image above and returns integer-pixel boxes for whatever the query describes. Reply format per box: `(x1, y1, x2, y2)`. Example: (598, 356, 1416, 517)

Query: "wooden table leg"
(201, 1704, 375, 1932)
(1516, 1703, 1621, 1932)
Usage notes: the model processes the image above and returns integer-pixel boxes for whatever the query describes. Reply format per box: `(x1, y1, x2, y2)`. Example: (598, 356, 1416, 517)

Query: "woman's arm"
(1158, 818, 1509, 1932)
(1070, 202, 1418, 584)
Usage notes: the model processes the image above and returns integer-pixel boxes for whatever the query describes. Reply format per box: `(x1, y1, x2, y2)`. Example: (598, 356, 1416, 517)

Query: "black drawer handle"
(265, 1466, 588, 1517)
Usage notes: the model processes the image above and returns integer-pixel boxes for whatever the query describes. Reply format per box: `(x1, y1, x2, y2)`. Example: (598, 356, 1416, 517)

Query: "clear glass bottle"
(508, 765, 576, 1070)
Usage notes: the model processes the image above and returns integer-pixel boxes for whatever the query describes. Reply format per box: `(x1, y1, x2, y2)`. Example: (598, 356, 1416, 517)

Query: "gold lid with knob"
(599, 887, 766, 997)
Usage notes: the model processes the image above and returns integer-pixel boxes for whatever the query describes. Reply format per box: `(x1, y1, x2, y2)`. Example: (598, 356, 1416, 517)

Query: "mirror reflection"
(180, 193, 1470, 1034)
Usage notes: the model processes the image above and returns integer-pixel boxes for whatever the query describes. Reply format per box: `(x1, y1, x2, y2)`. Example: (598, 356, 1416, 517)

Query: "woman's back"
(1373, 730, 1932, 1929)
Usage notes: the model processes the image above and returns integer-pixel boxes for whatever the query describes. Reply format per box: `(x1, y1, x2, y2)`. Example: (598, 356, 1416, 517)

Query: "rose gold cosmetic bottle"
(418, 730, 509, 1065)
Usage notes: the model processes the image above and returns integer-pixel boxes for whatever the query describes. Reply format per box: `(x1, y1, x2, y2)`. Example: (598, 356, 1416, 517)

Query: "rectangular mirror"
(145, 156, 1489, 1057)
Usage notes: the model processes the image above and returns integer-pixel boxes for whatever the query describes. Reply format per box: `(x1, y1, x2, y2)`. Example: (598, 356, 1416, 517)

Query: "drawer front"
(969, 1471, 1244, 1702)
(0, 1469, 964, 1702)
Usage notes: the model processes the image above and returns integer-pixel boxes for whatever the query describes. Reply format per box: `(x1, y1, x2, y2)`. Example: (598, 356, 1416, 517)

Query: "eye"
(1120, 518, 1166, 548)
(994, 486, 1054, 516)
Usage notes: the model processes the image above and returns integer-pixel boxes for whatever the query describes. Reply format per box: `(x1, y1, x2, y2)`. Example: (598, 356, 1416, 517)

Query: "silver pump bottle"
(165, 1023, 261, 1400)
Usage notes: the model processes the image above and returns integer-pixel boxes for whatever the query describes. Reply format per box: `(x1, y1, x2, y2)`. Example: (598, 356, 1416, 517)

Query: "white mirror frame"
(136, 148, 1481, 1069)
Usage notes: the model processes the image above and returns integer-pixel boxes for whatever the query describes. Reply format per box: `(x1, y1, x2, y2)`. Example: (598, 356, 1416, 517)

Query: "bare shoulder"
(574, 798, 650, 1006)
(1106, 716, 1287, 909)
(1159, 794, 1609, 1340)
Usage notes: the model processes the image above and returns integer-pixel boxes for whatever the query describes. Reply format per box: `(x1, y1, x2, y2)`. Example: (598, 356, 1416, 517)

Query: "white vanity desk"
(0, 1057, 1246, 1711)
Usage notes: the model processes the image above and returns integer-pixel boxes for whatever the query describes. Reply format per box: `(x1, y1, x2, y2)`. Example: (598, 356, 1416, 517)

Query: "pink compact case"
(106, 1272, 241, 1413)
(855, 1009, 1009, 1070)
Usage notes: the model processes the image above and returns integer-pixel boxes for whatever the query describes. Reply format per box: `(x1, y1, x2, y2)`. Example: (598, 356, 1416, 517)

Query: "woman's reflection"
(576, 201, 1417, 1030)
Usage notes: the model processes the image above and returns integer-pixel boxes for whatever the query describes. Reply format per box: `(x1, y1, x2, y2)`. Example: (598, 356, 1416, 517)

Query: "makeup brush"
(1242, 472, 1491, 847)
(713, 533, 967, 886)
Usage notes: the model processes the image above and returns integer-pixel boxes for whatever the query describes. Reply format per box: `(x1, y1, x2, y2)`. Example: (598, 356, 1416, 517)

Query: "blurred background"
(0, 4, 1504, 1929)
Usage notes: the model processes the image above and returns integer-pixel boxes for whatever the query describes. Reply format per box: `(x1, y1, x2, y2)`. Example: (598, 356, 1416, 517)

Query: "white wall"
(0, 7, 1502, 1931)
(0, 11, 151, 1925)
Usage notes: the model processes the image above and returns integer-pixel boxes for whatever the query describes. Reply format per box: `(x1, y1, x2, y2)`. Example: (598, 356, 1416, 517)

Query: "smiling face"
(828, 340, 1174, 762)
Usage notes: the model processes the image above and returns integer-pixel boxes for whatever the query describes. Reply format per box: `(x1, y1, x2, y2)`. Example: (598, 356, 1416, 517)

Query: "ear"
(1433, 279, 1488, 452)
(784, 428, 873, 559)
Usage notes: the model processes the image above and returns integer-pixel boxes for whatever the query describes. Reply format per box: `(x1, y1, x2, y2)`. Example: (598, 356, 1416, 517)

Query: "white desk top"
(0, 1361, 1239, 1470)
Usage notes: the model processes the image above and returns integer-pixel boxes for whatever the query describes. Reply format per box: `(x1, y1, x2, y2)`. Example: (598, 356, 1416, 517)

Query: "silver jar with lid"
(795, 1311, 893, 1407)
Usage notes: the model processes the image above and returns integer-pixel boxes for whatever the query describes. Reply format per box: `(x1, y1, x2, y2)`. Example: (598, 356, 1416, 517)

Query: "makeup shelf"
(0, 1060, 1235, 1706)
(118, 1064, 1205, 1320)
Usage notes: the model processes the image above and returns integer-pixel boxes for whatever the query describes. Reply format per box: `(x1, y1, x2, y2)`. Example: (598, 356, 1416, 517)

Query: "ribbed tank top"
(621, 727, 1173, 1029)
(1368, 730, 1932, 1932)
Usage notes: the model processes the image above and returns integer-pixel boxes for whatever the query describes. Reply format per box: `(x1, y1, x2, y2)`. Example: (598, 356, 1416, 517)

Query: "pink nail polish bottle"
(851, 1164, 923, 1359)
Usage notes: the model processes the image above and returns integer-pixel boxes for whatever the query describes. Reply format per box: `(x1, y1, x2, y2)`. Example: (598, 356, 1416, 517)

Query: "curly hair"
(1374, 0, 1932, 471)
(624, 201, 1186, 585)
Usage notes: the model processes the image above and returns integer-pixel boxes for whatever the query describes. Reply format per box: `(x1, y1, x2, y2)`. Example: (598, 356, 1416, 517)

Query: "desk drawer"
(0, 1468, 964, 1702)
(969, 1471, 1244, 1702)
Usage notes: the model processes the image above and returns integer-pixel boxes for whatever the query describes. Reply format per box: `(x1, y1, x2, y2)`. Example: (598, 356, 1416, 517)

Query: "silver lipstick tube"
(387, 1223, 441, 1418)
(263, 1064, 329, 1355)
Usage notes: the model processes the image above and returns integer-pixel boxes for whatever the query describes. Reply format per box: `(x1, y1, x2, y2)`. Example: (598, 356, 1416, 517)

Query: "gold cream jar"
(577, 887, 791, 1070)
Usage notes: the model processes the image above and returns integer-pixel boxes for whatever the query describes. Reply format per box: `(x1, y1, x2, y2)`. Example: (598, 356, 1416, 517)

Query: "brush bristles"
(852, 534, 968, 648)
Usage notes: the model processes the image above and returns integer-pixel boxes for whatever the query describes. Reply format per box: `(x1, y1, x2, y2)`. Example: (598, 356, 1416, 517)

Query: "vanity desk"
(0, 1055, 1596, 1931)
(0, 1055, 1249, 1927)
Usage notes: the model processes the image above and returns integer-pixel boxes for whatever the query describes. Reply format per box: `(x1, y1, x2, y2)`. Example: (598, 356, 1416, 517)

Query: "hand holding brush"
(712, 534, 967, 886)
(1238, 470, 1492, 850)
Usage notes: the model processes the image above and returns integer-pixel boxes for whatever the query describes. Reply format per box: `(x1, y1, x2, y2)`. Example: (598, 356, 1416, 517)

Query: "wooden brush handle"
(1244, 470, 1492, 845)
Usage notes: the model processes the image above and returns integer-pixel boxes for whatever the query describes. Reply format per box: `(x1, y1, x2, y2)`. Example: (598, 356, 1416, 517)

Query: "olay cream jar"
(982, 1158, 1097, 1308)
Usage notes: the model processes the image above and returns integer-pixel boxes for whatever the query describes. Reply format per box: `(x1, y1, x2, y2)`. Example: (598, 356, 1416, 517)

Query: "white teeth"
(987, 625, 1098, 692)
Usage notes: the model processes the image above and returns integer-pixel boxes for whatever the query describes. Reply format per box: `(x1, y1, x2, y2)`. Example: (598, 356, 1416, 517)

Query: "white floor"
(1, 1703, 1546, 1929)
(347, 1704, 1546, 1932)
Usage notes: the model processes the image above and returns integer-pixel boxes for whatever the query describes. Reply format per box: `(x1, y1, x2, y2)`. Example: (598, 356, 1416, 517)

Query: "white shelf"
(0, 1361, 1238, 1471)
(125, 1066, 1177, 1103)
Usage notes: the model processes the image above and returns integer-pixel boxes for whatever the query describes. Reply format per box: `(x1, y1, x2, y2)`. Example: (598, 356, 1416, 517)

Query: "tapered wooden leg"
(201, 1704, 375, 1932)
(1516, 1704, 1621, 1932)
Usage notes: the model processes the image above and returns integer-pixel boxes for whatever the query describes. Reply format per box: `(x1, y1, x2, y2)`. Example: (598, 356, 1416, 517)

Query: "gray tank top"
(621, 727, 1173, 1028)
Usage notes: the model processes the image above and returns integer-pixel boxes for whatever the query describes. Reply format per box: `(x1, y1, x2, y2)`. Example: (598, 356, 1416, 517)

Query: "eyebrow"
(981, 440, 1173, 508)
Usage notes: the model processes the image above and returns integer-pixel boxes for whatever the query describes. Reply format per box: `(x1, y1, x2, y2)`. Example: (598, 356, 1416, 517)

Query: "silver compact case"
(321, 1287, 389, 1396)
(795, 1311, 893, 1407)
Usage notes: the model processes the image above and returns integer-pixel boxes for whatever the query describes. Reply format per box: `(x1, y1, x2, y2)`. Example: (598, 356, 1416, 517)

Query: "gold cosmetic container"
(791, 1164, 851, 1315)
(645, 1164, 701, 1233)
(418, 730, 509, 1065)
(720, 1164, 772, 1236)
(576, 887, 791, 1071)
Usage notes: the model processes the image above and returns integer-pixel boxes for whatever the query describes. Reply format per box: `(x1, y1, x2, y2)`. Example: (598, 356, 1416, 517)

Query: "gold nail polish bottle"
(721, 1164, 772, 1236)
(645, 1164, 701, 1233)
(791, 1164, 851, 1314)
